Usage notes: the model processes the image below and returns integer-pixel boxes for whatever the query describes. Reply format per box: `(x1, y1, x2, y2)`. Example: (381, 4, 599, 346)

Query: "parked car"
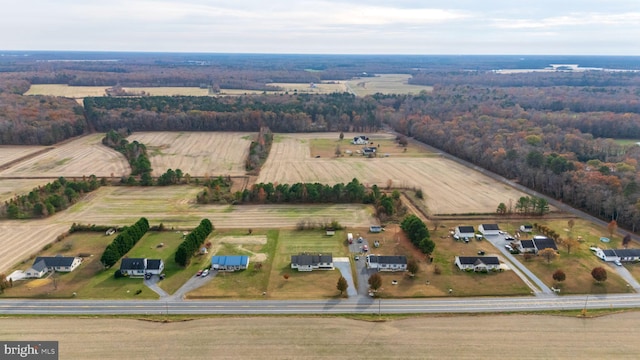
(201, 269, 209, 277)
(196, 270, 203, 276)
(477, 250, 485, 255)
(505, 244, 513, 251)
(363, 245, 369, 252)
(354, 255, 360, 261)
(615, 260, 623, 266)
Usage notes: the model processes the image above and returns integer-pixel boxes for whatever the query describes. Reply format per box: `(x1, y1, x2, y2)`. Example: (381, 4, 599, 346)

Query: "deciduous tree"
(337, 276, 348, 295)
(608, 220, 618, 238)
(368, 272, 382, 292)
(552, 269, 566, 283)
(407, 259, 419, 276)
(539, 248, 557, 264)
(591, 267, 607, 283)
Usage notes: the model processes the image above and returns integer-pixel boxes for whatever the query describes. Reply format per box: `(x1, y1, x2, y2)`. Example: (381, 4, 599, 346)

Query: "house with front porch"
(454, 226, 475, 240)
(366, 255, 407, 272)
(455, 256, 501, 272)
(291, 253, 333, 271)
(25, 256, 83, 278)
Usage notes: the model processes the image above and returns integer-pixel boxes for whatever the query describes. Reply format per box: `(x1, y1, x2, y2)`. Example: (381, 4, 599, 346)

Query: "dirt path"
(1, 313, 639, 358)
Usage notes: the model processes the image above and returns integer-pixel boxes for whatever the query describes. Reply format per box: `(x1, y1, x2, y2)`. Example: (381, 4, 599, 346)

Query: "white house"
(291, 253, 334, 271)
(594, 248, 640, 263)
(455, 256, 501, 272)
(454, 226, 475, 240)
(366, 255, 407, 272)
(351, 136, 368, 145)
(211, 255, 250, 271)
(479, 224, 501, 236)
(519, 224, 533, 233)
(25, 256, 83, 278)
(119, 258, 164, 277)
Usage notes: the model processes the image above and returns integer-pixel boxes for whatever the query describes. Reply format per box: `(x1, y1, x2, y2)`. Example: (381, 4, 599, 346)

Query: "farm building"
(520, 224, 533, 233)
(25, 256, 83, 278)
(326, 228, 335, 236)
(366, 255, 407, 272)
(478, 224, 501, 236)
(291, 253, 334, 271)
(362, 147, 377, 156)
(455, 256, 501, 272)
(351, 135, 369, 145)
(211, 255, 250, 271)
(119, 258, 164, 277)
(454, 226, 475, 240)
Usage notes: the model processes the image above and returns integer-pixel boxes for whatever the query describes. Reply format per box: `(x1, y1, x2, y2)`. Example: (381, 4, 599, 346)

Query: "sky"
(2, 0, 639, 55)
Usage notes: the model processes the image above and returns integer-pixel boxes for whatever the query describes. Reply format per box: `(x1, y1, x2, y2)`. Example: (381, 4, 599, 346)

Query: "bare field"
(127, 132, 252, 176)
(0, 134, 129, 178)
(259, 134, 526, 214)
(0, 145, 48, 166)
(25, 84, 109, 98)
(267, 81, 347, 94)
(346, 74, 434, 96)
(2, 314, 639, 359)
(0, 179, 51, 202)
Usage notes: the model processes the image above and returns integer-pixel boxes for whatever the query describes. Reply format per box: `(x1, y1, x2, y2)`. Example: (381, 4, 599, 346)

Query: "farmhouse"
(594, 248, 640, 263)
(291, 253, 334, 271)
(454, 226, 475, 240)
(518, 240, 536, 253)
(211, 255, 250, 271)
(455, 256, 501, 272)
(479, 224, 501, 236)
(25, 256, 83, 278)
(119, 258, 164, 277)
(351, 135, 369, 145)
(366, 255, 407, 272)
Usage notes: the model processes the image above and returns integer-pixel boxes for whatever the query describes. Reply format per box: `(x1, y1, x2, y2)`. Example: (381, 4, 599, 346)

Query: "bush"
(114, 269, 126, 278)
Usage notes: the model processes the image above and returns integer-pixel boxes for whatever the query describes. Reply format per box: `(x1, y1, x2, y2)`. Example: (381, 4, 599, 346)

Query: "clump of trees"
(103, 130, 152, 184)
(400, 214, 435, 255)
(2, 176, 100, 219)
(175, 219, 214, 267)
(246, 126, 273, 174)
(100, 217, 150, 268)
(196, 176, 234, 203)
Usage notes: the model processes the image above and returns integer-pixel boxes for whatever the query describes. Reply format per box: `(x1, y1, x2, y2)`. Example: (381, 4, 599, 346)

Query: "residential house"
(518, 240, 536, 253)
(455, 256, 501, 272)
(533, 236, 558, 252)
(478, 224, 501, 236)
(351, 136, 369, 145)
(25, 256, 83, 278)
(119, 258, 164, 277)
(454, 226, 475, 240)
(211, 255, 250, 271)
(291, 253, 334, 271)
(594, 248, 640, 263)
(366, 255, 407, 272)
(519, 224, 533, 233)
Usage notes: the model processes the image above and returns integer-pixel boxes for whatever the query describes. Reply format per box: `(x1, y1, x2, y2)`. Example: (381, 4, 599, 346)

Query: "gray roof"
(367, 255, 407, 265)
(291, 253, 333, 266)
(481, 224, 500, 231)
(31, 259, 48, 272)
(146, 259, 163, 270)
(533, 238, 558, 251)
(457, 226, 475, 233)
(120, 258, 146, 271)
(33, 256, 77, 268)
(457, 256, 500, 266)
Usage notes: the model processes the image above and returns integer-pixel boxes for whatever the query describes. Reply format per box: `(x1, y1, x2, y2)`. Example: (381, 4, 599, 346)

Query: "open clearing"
(2, 313, 640, 359)
(259, 133, 526, 214)
(127, 132, 251, 176)
(25, 84, 110, 98)
(0, 134, 129, 178)
(346, 74, 434, 96)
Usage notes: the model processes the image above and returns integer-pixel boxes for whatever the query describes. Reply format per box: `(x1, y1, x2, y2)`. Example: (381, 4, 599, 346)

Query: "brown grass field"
(346, 74, 434, 96)
(259, 133, 527, 215)
(0, 145, 48, 166)
(2, 313, 640, 359)
(24, 84, 110, 98)
(0, 179, 51, 202)
(127, 132, 252, 176)
(0, 134, 129, 178)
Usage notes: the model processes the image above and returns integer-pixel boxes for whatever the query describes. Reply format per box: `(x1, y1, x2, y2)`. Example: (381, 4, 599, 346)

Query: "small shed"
(326, 228, 335, 236)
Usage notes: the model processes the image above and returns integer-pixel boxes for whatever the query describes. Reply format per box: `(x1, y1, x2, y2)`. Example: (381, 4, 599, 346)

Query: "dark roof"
(120, 258, 146, 270)
(603, 249, 618, 257)
(533, 238, 558, 251)
(613, 249, 640, 257)
(520, 240, 535, 249)
(368, 255, 407, 265)
(31, 259, 48, 272)
(146, 259, 163, 270)
(33, 256, 77, 268)
(291, 253, 333, 266)
(480, 224, 500, 231)
(457, 256, 500, 266)
(457, 226, 475, 233)
(521, 224, 533, 229)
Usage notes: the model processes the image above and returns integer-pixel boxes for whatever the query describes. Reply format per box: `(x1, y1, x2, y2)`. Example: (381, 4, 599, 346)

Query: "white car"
(201, 269, 210, 277)
(505, 244, 513, 251)
(614, 260, 622, 266)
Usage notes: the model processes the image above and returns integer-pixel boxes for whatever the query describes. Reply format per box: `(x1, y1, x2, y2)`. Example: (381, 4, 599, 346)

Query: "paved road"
(2, 294, 640, 315)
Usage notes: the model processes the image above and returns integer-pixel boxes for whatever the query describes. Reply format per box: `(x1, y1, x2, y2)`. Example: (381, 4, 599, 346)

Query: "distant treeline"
(84, 93, 381, 133)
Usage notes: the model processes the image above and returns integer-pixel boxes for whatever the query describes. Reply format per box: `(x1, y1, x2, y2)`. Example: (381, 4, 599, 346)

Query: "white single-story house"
(366, 255, 407, 272)
(25, 256, 83, 278)
(594, 248, 640, 263)
(119, 258, 164, 277)
(291, 253, 334, 271)
(455, 256, 501, 272)
(479, 224, 501, 236)
(211, 255, 250, 271)
(454, 226, 475, 240)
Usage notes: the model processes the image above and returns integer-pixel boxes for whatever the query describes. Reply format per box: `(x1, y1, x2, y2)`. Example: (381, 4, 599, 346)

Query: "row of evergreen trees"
(175, 219, 214, 267)
(400, 215, 435, 255)
(100, 217, 150, 268)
